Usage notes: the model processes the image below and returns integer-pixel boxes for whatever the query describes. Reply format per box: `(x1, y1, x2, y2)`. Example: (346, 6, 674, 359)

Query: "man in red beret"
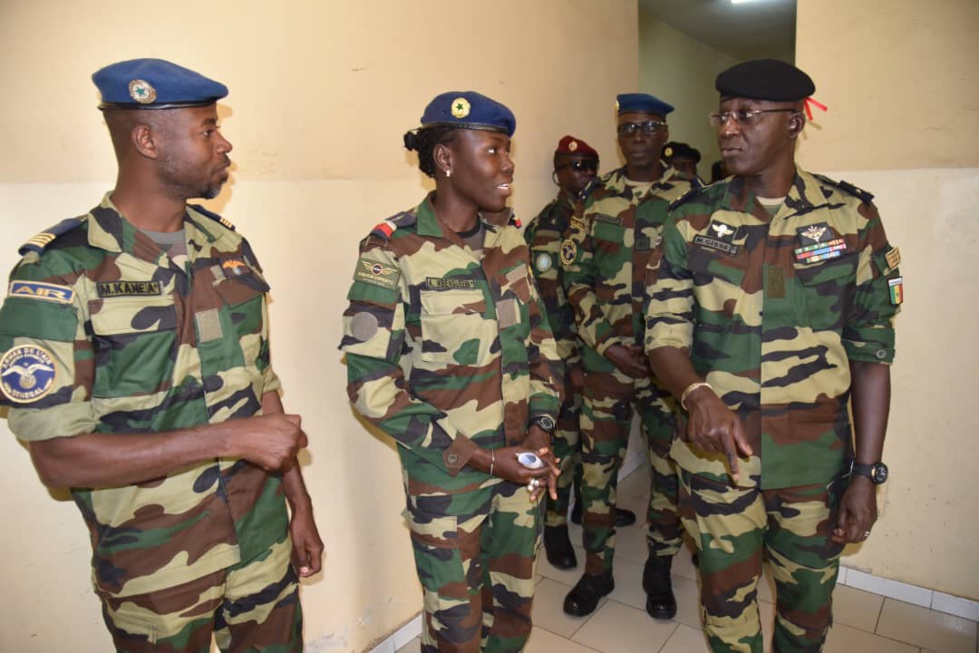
(524, 135, 600, 570)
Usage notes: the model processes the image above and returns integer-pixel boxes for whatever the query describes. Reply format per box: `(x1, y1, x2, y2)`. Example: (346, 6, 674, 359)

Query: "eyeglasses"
(617, 120, 667, 137)
(708, 109, 799, 127)
(555, 159, 599, 173)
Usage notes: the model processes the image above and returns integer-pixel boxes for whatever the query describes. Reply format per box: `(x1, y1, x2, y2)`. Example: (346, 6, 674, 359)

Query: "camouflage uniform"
(339, 196, 562, 653)
(644, 169, 902, 652)
(0, 195, 298, 651)
(561, 167, 692, 575)
(524, 194, 582, 528)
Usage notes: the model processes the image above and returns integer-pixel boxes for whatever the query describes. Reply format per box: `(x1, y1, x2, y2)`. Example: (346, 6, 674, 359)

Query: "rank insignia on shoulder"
(8, 281, 75, 305)
(189, 204, 235, 231)
(355, 257, 400, 290)
(18, 216, 87, 256)
(888, 276, 904, 305)
(0, 345, 58, 404)
(668, 186, 706, 212)
(885, 247, 901, 271)
(560, 239, 577, 266)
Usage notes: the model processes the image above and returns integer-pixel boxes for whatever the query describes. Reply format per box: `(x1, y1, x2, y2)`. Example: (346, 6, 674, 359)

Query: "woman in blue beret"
(339, 91, 565, 652)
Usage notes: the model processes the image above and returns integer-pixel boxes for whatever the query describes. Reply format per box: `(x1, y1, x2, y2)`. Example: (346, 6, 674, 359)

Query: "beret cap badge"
(451, 97, 471, 119)
(568, 140, 578, 152)
(128, 79, 157, 104)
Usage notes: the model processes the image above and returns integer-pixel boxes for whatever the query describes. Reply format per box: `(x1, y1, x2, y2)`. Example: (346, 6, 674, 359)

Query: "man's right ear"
(131, 124, 160, 159)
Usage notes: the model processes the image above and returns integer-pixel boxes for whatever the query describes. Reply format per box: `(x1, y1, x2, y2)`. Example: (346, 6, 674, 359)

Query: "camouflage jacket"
(561, 167, 693, 372)
(0, 195, 287, 597)
(644, 169, 902, 489)
(339, 195, 562, 496)
(524, 192, 580, 366)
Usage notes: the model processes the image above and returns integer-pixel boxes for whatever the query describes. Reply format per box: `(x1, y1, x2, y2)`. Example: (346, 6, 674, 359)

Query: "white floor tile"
(571, 599, 678, 653)
(531, 577, 595, 639)
(536, 545, 587, 586)
(825, 623, 918, 653)
(876, 598, 978, 653)
(605, 556, 647, 611)
(659, 624, 711, 653)
(524, 626, 601, 653)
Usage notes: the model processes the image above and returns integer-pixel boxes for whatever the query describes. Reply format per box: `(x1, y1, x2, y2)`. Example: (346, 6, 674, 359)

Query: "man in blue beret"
(560, 93, 697, 619)
(645, 58, 901, 651)
(0, 58, 322, 651)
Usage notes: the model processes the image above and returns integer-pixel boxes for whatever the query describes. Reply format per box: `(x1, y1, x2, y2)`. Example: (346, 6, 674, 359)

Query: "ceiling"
(638, 0, 797, 62)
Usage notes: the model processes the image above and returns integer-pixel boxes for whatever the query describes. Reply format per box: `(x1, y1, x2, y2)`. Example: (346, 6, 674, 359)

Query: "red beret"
(556, 135, 599, 158)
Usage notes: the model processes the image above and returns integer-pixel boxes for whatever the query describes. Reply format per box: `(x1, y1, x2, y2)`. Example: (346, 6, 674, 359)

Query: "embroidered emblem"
(694, 220, 740, 255)
(220, 258, 250, 277)
(560, 239, 577, 266)
(8, 281, 75, 305)
(885, 247, 901, 271)
(888, 277, 904, 305)
(1, 345, 57, 404)
(800, 225, 828, 243)
(96, 281, 162, 298)
(128, 79, 157, 104)
(425, 277, 476, 290)
(355, 257, 400, 290)
(710, 222, 736, 239)
(451, 97, 471, 119)
(797, 222, 834, 244)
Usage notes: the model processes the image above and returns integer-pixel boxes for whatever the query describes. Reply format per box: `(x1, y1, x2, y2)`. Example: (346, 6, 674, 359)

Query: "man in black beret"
(662, 141, 703, 185)
(0, 58, 323, 651)
(644, 59, 902, 651)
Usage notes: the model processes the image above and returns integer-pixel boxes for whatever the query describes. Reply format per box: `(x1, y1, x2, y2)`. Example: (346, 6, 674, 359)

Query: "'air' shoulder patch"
(8, 281, 75, 305)
(355, 257, 400, 290)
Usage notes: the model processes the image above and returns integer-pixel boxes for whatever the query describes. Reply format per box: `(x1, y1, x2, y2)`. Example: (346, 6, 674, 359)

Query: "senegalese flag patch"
(888, 276, 904, 305)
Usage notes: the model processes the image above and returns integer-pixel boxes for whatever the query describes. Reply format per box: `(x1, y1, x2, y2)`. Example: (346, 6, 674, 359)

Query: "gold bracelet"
(489, 450, 495, 477)
(680, 381, 712, 411)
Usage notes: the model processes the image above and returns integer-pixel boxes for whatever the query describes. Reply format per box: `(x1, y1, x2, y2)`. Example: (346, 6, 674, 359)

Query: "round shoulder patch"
(1, 345, 58, 404)
(560, 239, 578, 266)
(535, 252, 553, 272)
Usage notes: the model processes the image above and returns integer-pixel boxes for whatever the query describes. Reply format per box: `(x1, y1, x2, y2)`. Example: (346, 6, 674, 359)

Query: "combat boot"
(642, 553, 677, 619)
(563, 570, 614, 616)
(543, 525, 577, 569)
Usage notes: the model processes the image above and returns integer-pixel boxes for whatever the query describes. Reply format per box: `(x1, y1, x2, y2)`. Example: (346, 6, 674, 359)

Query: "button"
(446, 453, 459, 465)
(875, 349, 887, 359)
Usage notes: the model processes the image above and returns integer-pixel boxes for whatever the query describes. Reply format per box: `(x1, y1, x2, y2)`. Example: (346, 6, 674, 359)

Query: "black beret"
(715, 59, 815, 102)
(662, 141, 700, 163)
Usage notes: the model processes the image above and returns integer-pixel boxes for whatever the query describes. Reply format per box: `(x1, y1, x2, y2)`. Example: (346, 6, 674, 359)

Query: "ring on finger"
(862, 530, 871, 539)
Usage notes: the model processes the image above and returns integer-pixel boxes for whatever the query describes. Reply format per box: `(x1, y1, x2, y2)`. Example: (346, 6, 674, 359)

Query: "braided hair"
(403, 126, 459, 178)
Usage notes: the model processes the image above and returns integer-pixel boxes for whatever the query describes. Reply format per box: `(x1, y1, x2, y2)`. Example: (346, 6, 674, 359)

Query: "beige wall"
(638, 13, 739, 179)
(797, 0, 979, 600)
(0, 1, 638, 651)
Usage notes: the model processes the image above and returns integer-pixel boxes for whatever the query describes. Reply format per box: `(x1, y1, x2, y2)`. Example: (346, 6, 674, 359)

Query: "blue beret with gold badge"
(93, 58, 228, 110)
(419, 91, 516, 137)
(616, 93, 674, 117)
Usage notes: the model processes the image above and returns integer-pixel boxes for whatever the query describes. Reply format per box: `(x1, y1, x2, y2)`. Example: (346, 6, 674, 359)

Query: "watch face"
(872, 463, 889, 484)
(534, 416, 555, 431)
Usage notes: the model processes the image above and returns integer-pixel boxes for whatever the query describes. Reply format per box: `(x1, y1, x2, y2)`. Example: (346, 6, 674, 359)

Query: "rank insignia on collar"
(1, 345, 57, 404)
(128, 79, 157, 104)
(451, 97, 471, 119)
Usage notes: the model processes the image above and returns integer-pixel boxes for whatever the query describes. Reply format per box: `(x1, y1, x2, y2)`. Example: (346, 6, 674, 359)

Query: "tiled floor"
(396, 468, 978, 653)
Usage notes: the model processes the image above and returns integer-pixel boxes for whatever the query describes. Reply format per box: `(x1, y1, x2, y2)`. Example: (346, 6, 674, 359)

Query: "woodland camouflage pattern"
(0, 195, 288, 599)
(340, 196, 562, 651)
(524, 194, 582, 527)
(645, 168, 901, 652)
(562, 167, 693, 572)
(644, 168, 901, 489)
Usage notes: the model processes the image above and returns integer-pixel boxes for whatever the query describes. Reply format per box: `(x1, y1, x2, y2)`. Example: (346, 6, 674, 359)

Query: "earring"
(445, 169, 452, 178)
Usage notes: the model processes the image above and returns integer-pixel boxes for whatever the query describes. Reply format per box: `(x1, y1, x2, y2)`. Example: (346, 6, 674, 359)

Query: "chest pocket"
(793, 253, 856, 331)
(418, 289, 495, 367)
(592, 220, 627, 279)
(209, 270, 271, 370)
(687, 241, 750, 325)
(89, 296, 177, 398)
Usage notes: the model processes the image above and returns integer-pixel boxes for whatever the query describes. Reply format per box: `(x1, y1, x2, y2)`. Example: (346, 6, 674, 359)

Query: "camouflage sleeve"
(241, 238, 281, 396)
(644, 216, 696, 354)
(0, 257, 97, 441)
(843, 203, 901, 364)
(561, 206, 616, 355)
(522, 256, 564, 418)
(339, 241, 477, 474)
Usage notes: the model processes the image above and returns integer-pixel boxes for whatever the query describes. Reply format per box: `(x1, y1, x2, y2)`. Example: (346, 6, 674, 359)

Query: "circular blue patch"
(1, 345, 57, 404)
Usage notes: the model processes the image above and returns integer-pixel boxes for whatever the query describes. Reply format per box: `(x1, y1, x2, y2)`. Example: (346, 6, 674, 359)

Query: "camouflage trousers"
(545, 374, 583, 527)
(679, 471, 847, 653)
(579, 369, 681, 576)
(99, 535, 302, 653)
(407, 480, 543, 653)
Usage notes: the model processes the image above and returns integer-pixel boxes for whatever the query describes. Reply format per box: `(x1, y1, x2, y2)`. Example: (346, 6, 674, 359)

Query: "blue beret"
(616, 93, 674, 117)
(419, 91, 516, 137)
(93, 58, 228, 110)
(716, 59, 815, 102)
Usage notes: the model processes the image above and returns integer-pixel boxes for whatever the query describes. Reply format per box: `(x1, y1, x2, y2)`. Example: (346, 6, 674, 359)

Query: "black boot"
(642, 553, 677, 620)
(563, 570, 615, 617)
(544, 525, 577, 570)
(570, 488, 583, 525)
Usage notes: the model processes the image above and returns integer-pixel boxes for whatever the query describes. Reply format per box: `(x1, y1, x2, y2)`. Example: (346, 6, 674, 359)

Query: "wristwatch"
(528, 415, 556, 433)
(851, 461, 888, 485)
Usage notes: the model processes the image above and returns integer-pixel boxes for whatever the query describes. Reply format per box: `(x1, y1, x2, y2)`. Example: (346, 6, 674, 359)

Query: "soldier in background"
(340, 91, 562, 652)
(0, 59, 322, 651)
(662, 141, 705, 186)
(644, 59, 901, 652)
(560, 93, 694, 620)
(524, 135, 599, 570)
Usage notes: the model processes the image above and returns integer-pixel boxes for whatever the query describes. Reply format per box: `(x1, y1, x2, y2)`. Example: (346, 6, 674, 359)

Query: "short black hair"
(403, 126, 460, 178)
